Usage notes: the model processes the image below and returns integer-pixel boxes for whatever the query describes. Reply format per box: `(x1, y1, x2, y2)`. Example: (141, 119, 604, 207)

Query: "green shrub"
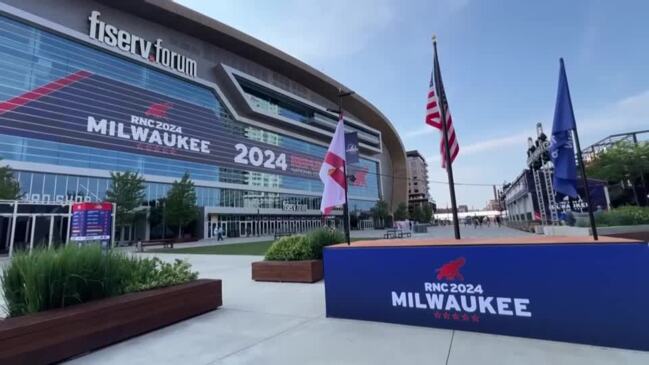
(264, 235, 315, 261)
(264, 228, 345, 261)
(305, 228, 345, 259)
(126, 258, 197, 292)
(1, 245, 197, 317)
(595, 206, 649, 227)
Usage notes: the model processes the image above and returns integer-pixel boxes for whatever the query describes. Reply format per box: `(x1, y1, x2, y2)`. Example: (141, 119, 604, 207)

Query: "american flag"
(425, 46, 459, 168)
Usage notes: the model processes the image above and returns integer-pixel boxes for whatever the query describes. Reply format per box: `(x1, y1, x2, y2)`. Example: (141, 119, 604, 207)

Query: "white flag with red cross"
(319, 119, 347, 215)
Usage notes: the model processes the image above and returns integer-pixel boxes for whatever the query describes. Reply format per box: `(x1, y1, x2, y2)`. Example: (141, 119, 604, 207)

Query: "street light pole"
(161, 199, 166, 239)
(336, 89, 354, 245)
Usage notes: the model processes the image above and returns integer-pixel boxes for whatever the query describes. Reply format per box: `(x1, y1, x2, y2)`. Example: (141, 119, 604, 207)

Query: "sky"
(177, 0, 649, 209)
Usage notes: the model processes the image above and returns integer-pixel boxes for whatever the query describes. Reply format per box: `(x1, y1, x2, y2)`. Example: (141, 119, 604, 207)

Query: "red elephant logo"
(436, 257, 466, 281)
(144, 102, 173, 118)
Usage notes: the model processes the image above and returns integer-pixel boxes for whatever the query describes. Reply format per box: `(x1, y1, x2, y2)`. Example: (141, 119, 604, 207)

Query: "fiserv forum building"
(0, 0, 407, 242)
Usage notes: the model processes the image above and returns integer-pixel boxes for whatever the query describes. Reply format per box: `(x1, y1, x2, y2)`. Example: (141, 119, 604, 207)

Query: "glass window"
(0, 15, 381, 206)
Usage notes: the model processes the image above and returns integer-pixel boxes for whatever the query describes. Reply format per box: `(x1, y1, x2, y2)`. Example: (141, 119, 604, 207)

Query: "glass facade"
(0, 14, 380, 212)
(15, 170, 329, 210)
(240, 79, 382, 149)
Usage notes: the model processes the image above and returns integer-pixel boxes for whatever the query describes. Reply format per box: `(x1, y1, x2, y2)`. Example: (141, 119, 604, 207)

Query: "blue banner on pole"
(550, 59, 578, 198)
(345, 132, 359, 164)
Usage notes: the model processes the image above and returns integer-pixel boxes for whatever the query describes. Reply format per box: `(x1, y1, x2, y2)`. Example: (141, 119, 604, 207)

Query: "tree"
(393, 202, 409, 221)
(106, 171, 145, 229)
(165, 172, 197, 238)
(423, 203, 433, 223)
(370, 200, 389, 228)
(0, 163, 21, 200)
(587, 142, 649, 206)
(412, 206, 425, 223)
(148, 198, 169, 239)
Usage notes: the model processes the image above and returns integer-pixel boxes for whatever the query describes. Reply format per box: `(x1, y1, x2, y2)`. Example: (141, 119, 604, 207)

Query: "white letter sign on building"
(88, 11, 197, 78)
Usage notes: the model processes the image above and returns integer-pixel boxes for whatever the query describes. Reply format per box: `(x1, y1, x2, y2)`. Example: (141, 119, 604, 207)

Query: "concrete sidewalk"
(64, 229, 649, 364)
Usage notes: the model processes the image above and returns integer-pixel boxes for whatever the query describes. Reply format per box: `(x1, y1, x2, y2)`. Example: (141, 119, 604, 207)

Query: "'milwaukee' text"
(391, 282, 532, 317)
(87, 115, 210, 154)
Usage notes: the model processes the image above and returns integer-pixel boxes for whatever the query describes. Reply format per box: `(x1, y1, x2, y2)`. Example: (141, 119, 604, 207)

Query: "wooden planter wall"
(0, 279, 222, 365)
(252, 260, 323, 283)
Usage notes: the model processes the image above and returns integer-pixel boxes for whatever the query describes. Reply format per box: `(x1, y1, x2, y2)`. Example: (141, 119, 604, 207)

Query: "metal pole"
(343, 161, 351, 245)
(162, 200, 166, 239)
(8, 201, 18, 257)
(572, 131, 598, 240)
(433, 38, 461, 239)
(562, 60, 598, 240)
(65, 203, 72, 245)
(29, 214, 36, 253)
(48, 215, 54, 249)
(111, 202, 117, 248)
(337, 90, 353, 245)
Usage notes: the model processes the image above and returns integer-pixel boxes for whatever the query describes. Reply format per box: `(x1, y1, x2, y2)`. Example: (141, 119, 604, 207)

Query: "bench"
(399, 231, 412, 238)
(384, 229, 399, 239)
(383, 229, 412, 239)
(137, 238, 194, 252)
(138, 239, 175, 251)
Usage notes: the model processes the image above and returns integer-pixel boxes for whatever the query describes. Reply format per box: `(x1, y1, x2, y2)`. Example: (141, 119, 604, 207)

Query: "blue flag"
(550, 58, 578, 198)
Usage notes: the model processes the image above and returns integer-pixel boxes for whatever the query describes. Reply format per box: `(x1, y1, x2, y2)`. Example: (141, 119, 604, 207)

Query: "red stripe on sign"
(324, 151, 345, 169)
(0, 70, 92, 115)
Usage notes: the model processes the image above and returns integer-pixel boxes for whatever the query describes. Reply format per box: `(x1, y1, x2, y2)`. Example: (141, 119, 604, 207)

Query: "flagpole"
(561, 59, 598, 240)
(337, 89, 354, 245)
(433, 36, 461, 240)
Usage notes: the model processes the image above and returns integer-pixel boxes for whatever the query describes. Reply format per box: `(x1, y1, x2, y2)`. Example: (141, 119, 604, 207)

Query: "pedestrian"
(217, 226, 224, 241)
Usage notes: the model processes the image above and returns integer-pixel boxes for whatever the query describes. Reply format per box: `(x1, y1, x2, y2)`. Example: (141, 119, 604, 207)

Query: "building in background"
(501, 123, 610, 230)
(406, 150, 431, 215)
(0, 0, 407, 248)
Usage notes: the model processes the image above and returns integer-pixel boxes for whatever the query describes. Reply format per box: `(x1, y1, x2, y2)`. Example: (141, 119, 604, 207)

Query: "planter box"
(543, 224, 649, 241)
(542, 225, 590, 236)
(0, 279, 222, 365)
(252, 260, 323, 283)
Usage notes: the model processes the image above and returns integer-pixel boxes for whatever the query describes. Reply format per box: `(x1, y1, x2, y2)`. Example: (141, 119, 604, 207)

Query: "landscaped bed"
(251, 228, 345, 283)
(0, 246, 221, 365)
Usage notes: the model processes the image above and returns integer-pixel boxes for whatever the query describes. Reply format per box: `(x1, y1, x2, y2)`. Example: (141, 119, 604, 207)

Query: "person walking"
(217, 226, 224, 241)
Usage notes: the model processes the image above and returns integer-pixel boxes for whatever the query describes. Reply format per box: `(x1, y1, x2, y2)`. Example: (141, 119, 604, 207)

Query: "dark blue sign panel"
(344, 132, 359, 164)
(324, 241, 649, 351)
(0, 71, 324, 180)
(71, 202, 112, 242)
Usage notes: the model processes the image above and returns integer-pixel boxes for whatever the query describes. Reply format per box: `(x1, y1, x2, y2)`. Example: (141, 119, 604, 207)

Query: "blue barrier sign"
(324, 241, 649, 351)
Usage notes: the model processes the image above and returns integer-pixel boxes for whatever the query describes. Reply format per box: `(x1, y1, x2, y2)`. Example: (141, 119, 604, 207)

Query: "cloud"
(425, 131, 530, 164)
(404, 126, 435, 138)
(577, 89, 649, 142)
(177, 0, 396, 63)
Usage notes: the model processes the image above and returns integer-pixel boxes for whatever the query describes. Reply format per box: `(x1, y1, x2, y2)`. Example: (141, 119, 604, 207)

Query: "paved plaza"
(53, 226, 648, 365)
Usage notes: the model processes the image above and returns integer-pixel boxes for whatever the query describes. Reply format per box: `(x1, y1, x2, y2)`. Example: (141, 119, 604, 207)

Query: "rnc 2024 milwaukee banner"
(0, 70, 323, 180)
